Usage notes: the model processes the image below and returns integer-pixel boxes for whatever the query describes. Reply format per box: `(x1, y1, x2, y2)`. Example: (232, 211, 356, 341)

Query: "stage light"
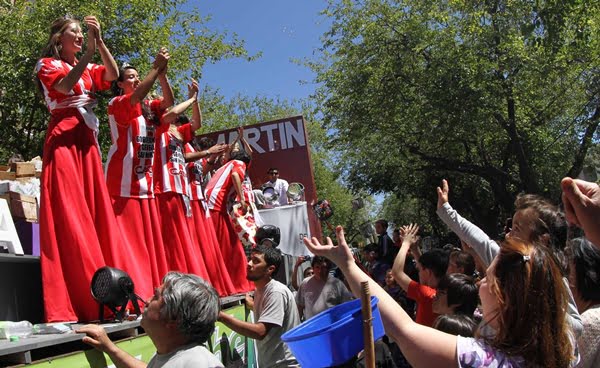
(256, 225, 281, 247)
(90, 266, 145, 322)
(261, 184, 280, 207)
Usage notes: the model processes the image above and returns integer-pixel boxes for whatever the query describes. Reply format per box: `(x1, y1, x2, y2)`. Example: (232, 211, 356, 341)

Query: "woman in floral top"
(304, 225, 576, 368)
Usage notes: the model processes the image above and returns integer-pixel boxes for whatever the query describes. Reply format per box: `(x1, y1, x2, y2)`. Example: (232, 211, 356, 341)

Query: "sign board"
(199, 115, 322, 237)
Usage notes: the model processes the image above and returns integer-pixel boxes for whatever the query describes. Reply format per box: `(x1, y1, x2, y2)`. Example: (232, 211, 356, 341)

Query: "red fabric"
(111, 196, 168, 297)
(209, 208, 253, 293)
(188, 200, 237, 296)
(40, 110, 137, 322)
(407, 280, 439, 327)
(156, 192, 209, 279)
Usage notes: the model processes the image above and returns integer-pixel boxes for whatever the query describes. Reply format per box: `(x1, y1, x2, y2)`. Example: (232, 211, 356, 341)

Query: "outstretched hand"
(303, 226, 354, 270)
(437, 179, 449, 209)
(561, 177, 600, 247)
(400, 223, 420, 248)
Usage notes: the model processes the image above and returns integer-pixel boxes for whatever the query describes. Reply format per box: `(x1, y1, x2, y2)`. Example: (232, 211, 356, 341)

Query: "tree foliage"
(313, 0, 600, 235)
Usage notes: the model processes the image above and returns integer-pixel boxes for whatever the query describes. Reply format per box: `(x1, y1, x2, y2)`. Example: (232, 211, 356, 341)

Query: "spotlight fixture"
(91, 266, 145, 322)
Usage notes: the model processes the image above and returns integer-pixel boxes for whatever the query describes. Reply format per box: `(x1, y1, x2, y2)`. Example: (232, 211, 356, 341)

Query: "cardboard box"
(10, 162, 35, 177)
(0, 191, 38, 222)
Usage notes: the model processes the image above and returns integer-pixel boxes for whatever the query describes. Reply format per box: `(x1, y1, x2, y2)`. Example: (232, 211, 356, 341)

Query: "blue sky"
(196, 0, 330, 102)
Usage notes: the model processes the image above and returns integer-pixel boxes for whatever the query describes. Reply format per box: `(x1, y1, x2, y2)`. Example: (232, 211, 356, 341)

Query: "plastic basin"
(282, 296, 384, 367)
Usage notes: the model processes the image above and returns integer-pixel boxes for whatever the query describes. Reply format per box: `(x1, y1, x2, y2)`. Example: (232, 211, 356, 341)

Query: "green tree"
(0, 0, 252, 161)
(313, 0, 600, 235)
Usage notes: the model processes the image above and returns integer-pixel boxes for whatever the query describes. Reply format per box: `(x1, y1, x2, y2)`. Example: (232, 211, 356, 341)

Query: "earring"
(57, 44, 62, 51)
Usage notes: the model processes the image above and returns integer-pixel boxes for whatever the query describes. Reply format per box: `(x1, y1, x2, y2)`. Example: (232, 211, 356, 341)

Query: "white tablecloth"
(258, 202, 312, 256)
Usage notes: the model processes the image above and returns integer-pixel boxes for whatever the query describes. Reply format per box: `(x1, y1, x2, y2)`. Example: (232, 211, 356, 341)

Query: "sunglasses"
(269, 172, 279, 175)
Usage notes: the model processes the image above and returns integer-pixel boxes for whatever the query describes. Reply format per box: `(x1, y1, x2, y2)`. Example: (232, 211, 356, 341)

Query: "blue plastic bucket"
(282, 296, 384, 367)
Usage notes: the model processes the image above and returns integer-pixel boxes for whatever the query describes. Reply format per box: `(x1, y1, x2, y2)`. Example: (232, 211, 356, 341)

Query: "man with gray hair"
(77, 272, 223, 367)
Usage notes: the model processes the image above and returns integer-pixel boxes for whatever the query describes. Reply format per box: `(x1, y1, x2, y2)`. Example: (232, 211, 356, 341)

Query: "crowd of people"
(32, 14, 600, 368)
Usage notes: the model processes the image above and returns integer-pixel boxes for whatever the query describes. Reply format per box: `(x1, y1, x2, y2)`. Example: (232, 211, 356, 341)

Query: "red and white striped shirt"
(105, 95, 164, 198)
(35, 58, 110, 114)
(204, 160, 246, 212)
(184, 143, 206, 201)
(154, 123, 193, 195)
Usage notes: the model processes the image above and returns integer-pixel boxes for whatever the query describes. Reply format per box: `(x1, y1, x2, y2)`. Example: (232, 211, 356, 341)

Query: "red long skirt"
(111, 196, 168, 299)
(156, 192, 209, 279)
(187, 200, 237, 296)
(209, 208, 253, 293)
(40, 112, 133, 322)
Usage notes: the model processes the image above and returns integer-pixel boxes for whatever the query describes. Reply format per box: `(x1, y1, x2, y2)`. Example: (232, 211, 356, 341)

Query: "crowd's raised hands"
(561, 177, 600, 248)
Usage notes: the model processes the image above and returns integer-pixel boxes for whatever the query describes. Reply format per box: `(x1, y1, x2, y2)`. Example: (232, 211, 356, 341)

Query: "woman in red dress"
(153, 80, 211, 279)
(204, 132, 255, 293)
(35, 16, 129, 322)
(104, 51, 173, 297)
(181, 120, 236, 296)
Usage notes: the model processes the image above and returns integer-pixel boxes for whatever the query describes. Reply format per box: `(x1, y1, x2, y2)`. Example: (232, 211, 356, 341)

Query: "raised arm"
(232, 171, 248, 214)
(303, 228, 458, 368)
(161, 81, 197, 125)
(291, 256, 306, 290)
(89, 16, 118, 81)
(188, 80, 201, 132)
(157, 51, 174, 110)
(184, 143, 227, 163)
(392, 224, 419, 292)
(129, 49, 169, 106)
(436, 179, 499, 267)
(561, 177, 600, 248)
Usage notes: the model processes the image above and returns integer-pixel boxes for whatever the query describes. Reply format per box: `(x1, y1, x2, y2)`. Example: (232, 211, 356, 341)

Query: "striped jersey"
(184, 143, 206, 201)
(154, 123, 193, 195)
(105, 95, 164, 198)
(204, 160, 246, 212)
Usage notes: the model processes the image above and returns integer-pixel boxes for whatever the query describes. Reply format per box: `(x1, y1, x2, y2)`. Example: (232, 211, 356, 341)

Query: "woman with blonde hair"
(305, 227, 575, 367)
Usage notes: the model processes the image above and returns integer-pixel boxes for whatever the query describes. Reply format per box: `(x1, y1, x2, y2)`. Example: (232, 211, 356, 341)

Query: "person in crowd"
(436, 179, 583, 338)
(432, 273, 478, 317)
(34, 15, 132, 322)
(152, 79, 211, 280)
(104, 53, 173, 298)
(364, 243, 389, 286)
(375, 219, 396, 265)
(566, 237, 600, 368)
(383, 269, 415, 319)
(446, 249, 476, 277)
(304, 226, 575, 368)
(433, 314, 477, 338)
(392, 224, 448, 327)
(178, 114, 235, 296)
(204, 133, 255, 293)
(78, 272, 223, 367)
(296, 255, 353, 320)
(263, 167, 289, 206)
(561, 177, 600, 248)
(218, 245, 300, 368)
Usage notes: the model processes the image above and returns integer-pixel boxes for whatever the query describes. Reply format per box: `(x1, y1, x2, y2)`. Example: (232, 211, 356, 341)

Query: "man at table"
(263, 167, 289, 206)
(77, 272, 223, 368)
